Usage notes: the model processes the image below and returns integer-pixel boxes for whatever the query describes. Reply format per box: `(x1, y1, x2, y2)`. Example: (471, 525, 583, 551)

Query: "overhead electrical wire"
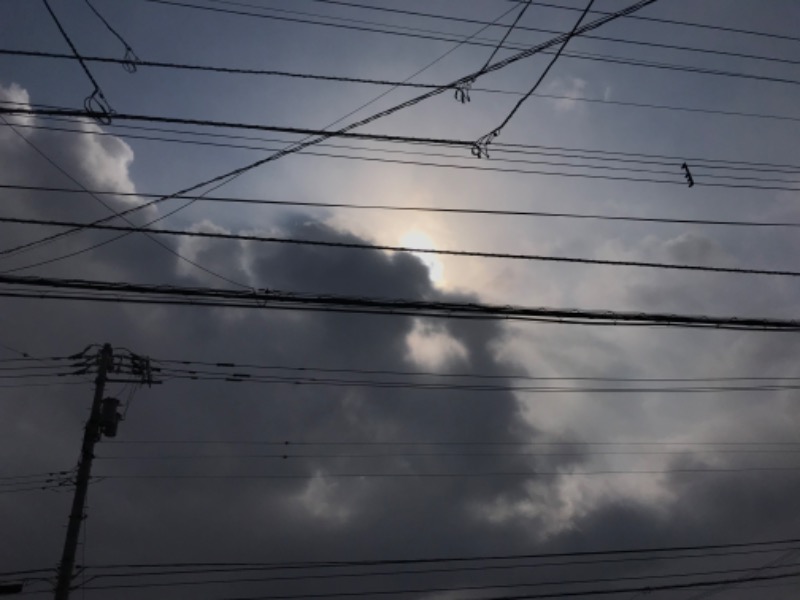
(0, 1, 528, 274)
(0, 116, 252, 288)
(145, 356, 800, 385)
(501, 0, 800, 44)
(60, 548, 800, 590)
(8, 180, 800, 230)
(5, 49, 800, 125)
(137, 0, 800, 88)
(82, 0, 141, 71)
(453, 0, 533, 103)
(95, 449, 800, 460)
(4, 214, 800, 278)
(40, 0, 114, 120)
(7, 114, 800, 177)
(96, 466, 800, 480)
(299, 0, 800, 65)
(4, 110, 800, 193)
(66, 561, 800, 594)
(2, 273, 800, 331)
(0, 0, 666, 274)
(474, 0, 595, 157)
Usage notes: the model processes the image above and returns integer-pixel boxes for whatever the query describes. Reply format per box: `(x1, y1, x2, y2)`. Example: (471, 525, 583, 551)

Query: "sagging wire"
(41, 0, 114, 124)
(472, 0, 596, 158)
(454, 0, 533, 103)
(83, 0, 141, 72)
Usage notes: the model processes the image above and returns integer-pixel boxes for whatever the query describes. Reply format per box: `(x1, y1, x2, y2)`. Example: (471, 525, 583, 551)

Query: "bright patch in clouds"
(400, 230, 444, 284)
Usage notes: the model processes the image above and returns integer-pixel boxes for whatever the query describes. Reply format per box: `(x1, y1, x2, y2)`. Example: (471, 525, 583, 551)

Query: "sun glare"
(400, 230, 445, 285)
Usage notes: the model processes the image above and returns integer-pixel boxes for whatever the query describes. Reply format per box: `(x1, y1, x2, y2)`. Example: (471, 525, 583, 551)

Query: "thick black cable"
(70, 561, 800, 594)
(95, 448, 800, 460)
(4, 214, 800, 278)
(61, 547, 800, 587)
(474, 0, 594, 157)
(97, 466, 800, 481)
(149, 357, 800, 384)
(6, 50, 800, 123)
(40, 0, 113, 119)
(149, 369, 800, 394)
(0, 1, 689, 273)
(7, 107, 800, 185)
(454, 0, 533, 103)
(6, 182, 800, 229)
(103, 440, 800, 447)
(82, 0, 140, 71)
(137, 0, 800, 89)
(506, 0, 800, 44)
(300, 0, 800, 65)
(9, 117, 800, 177)
(2, 273, 800, 331)
(0, 116, 250, 288)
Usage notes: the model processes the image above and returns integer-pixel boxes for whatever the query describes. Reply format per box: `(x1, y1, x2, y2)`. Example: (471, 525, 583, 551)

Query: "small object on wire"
(682, 162, 695, 187)
(84, 0, 141, 73)
(454, 78, 474, 104)
(454, 0, 533, 105)
(42, 0, 115, 125)
(472, 128, 501, 159)
(122, 47, 141, 73)
(83, 88, 114, 125)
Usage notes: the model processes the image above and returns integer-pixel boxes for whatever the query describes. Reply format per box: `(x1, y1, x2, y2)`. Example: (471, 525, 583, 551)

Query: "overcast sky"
(2, 0, 800, 598)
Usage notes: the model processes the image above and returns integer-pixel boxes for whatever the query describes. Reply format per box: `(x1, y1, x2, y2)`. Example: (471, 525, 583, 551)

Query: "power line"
(1, 0, 516, 274)
(473, 0, 595, 157)
(0, 115, 251, 288)
(4, 107, 799, 188)
(5, 49, 800, 125)
(299, 0, 800, 66)
(150, 368, 800, 395)
(2, 273, 800, 331)
(0, 1, 718, 273)
(94, 449, 800, 460)
(5, 182, 800, 230)
(137, 0, 800, 88)
(56, 547, 800, 591)
(7, 115, 800, 176)
(453, 0, 533, 103)
(149, 357, 800, 384)
(503, 0, 800, 44)
(82, 0, 141, 71)
(4, 214, 800, 278)
(68, 561, 800, 594)
(96, 466, 800, 480)
(40, 0, 113, 120)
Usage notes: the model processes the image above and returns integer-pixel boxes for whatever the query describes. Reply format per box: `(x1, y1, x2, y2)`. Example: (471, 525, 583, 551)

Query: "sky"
(2, 0, 800, 598)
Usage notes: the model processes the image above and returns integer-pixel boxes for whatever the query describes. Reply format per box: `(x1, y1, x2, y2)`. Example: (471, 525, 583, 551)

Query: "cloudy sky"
(2, 0, 800, 598)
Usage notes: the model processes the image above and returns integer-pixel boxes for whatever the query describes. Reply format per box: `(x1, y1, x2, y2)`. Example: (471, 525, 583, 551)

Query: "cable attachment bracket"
(83, 87, 114, 125)
(453, 78, 475, 104)
(122, 47, 141, 73)
(472, 128, 501, 159)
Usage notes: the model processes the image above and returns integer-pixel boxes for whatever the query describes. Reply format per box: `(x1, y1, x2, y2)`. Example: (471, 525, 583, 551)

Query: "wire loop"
(472, 129, 501, 159)
(83, 89, 114, 125)
(453, 79, 473, 104)
(122, 47, 141, 73)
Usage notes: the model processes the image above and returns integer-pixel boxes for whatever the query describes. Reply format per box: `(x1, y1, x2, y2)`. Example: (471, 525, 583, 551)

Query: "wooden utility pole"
(53, 343, 113, 600)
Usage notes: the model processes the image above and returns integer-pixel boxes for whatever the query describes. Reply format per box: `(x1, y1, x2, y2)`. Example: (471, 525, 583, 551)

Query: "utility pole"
(53, 343, 114, 600)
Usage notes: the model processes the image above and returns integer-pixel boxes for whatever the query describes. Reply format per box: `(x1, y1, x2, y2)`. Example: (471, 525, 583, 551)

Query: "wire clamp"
(472, 128, 500, 159)
(454, 78, 474, 104)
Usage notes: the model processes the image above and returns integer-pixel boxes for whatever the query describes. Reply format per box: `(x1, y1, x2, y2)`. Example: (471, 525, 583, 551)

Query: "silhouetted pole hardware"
(54, 344, 154, 600)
